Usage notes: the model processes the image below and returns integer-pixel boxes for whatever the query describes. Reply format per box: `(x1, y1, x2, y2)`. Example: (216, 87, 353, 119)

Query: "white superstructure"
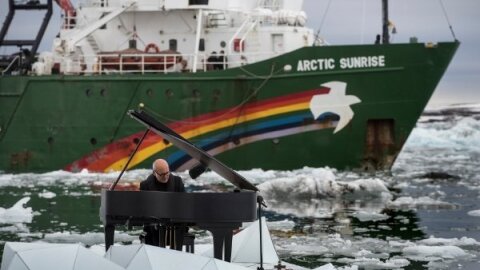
(36, 0, 316, 75)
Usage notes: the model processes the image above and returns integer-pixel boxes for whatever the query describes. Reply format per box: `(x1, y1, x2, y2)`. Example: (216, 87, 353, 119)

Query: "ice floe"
(418, 236, 480, 247)
(274, 230, 480, 268)
(38, 190, 56, 199)
(0, 169, 150, 188)
(257, 169, 392, 202)
(406, 116, 480, 152)
(387, 196, 456, 209)
(336, 257, 409, 269)
(0, 197, 33, 224)
(402, 245, 469, 261)
(467, 209, 480, 217)
(350, 211, 389, 222)
(265, 219, 296, 232)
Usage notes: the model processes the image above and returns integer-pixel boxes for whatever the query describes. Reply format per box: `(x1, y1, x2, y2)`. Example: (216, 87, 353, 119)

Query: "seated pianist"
(140, 159, 186, 250)
(101, 109, 259, 260)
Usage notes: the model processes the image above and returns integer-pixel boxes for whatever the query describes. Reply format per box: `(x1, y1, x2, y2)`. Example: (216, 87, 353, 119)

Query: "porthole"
(193, 89, 200, 97)
(213, 89, 221, 102)
(85, 89, 92, 97)
(165, 89, 173, 97)
(100, 88, 107, 96)
(47, 137, 54, 144)
(232, 137, 240, 145)
(146, 89, 153, 97)
(220, 41, 226, 48)
(90, 138, 97, 145)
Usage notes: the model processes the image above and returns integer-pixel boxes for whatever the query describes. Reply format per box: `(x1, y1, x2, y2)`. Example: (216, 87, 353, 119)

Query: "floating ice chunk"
(338, 179, 392, 201)
(418, 236, 480, 246)
(257, 169, 339, 200)
(403, 245, 468, 261)
(407, 116, 480, 151)
(257, 170, 391, 201)
(266, 219, 296, 232)
(336, 257, 409, 269)
(38, 190, 56, 199)
(351, 211, 389, 222)
(0, 197, 33, 224)
(0, 223, 29, 233)
(388, 196, 455, 209)
(467, 209, 480, 217)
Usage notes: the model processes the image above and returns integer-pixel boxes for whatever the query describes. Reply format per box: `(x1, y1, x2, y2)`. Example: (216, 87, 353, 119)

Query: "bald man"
(140, 159, 185, 192)
(140, 159, 185, 248)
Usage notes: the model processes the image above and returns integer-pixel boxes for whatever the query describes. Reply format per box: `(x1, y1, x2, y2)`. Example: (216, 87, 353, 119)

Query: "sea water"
(1, 104, 479, 269)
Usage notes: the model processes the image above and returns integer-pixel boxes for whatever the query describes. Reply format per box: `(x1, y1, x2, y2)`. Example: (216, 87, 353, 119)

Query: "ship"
(0, 0, 459, 173)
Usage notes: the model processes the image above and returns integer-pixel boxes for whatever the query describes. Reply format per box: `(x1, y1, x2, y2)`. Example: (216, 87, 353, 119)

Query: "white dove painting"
(309, 81, 361, 134)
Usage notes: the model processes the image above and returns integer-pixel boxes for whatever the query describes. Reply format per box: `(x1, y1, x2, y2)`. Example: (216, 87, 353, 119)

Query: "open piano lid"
(128, 109, 259, 192)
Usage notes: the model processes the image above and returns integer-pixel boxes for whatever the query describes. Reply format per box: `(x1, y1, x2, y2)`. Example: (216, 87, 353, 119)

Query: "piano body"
(100, 110, 260, 262)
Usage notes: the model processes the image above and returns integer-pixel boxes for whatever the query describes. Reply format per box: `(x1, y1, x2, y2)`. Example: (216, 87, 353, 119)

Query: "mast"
(193, 9, 203, 73)
(382, 0, 389, 44)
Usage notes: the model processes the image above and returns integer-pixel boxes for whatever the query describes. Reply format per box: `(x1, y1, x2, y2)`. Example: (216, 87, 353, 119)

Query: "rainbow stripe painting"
(65, 86, 346, 172)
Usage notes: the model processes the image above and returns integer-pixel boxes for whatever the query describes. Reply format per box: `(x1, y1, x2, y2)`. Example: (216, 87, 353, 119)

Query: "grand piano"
(100, 109, 260, 262)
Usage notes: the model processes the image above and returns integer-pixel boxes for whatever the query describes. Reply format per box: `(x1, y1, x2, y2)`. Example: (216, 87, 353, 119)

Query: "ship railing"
(62, 13, 77, 29)
(1, 56, 20, 76)
(257, 0, 282, 11)
(93, 53, 190, 75)
(62, 51, 281, 75)
(79, 0, 110, 8)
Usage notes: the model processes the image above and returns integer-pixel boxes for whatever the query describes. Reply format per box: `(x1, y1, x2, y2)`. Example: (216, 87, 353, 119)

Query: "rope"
(143, 64, 280, 125)
(439, 0, 457, 41)
(312, 0, 333, 46)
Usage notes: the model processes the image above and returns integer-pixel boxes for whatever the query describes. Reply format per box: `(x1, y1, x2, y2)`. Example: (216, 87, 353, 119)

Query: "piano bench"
(184, 233, 195, 253)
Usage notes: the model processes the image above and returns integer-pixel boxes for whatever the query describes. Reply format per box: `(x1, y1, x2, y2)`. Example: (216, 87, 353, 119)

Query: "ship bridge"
(23, 0, 313, 75)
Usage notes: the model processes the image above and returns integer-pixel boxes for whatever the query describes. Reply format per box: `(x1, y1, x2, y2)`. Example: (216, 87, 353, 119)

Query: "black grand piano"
(100, 109, 260, 262)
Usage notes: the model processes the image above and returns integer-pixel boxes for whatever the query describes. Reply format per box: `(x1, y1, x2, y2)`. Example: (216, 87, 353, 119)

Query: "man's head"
(152, 159, 170, 183)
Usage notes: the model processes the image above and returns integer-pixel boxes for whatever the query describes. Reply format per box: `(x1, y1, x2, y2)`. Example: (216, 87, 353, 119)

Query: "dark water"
(1, 104, 480, 269)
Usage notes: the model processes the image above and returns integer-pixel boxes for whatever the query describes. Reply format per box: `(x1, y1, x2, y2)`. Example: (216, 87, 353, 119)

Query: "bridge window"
(189, 0, 209, 5)
(169, 39, 177, 51)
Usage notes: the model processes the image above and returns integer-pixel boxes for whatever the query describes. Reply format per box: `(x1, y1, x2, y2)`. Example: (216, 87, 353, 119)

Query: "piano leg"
(211, 228, 233, 262)
(159, 225, 166, 248)
(173, 225, 185, 251)
(224, 231, 233, 262)
(212, 229, 224, 260)
(199, 223, 240, 262)
(104, 224, 115, 251)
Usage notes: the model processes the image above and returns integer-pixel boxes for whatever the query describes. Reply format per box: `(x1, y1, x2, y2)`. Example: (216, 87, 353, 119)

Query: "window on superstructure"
(189, 0, 209, 5)
(199, 39, 205, 51)
(169, 39, 178, 51)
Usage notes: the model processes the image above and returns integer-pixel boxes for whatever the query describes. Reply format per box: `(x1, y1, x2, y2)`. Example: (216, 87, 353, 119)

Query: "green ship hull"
(0, 42, 459, 173)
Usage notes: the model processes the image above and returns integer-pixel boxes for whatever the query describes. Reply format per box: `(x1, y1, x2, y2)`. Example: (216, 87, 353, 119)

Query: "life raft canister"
(145, 43, 160, 53)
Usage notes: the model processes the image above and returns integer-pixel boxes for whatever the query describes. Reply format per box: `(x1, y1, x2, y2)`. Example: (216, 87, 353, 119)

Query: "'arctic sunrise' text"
(296, 55, 385, 72)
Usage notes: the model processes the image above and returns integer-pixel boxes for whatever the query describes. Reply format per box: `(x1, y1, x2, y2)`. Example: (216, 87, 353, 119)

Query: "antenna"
(382, 0, 390, 44)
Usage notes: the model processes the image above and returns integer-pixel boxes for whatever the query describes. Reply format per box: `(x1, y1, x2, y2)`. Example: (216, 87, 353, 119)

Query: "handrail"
(1, 55, 20, 76)
(45, 51, 282, 75)
(240, 20, 258, 53)
(228, 16, 251, 55)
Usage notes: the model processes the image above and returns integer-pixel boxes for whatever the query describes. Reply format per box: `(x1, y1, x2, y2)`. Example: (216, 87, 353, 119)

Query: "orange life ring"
(145, 43, 160, 53)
